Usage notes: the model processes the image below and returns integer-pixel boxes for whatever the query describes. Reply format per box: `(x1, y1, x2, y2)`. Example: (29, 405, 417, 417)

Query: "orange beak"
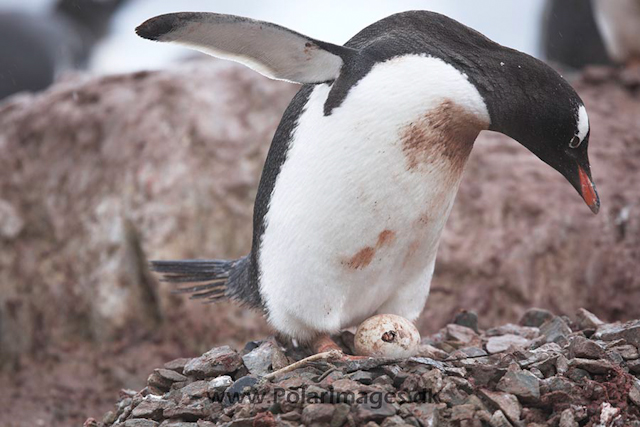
(578, 166, 600, 214)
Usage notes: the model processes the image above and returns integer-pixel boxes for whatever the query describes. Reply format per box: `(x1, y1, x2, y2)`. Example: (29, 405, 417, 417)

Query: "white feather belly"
(259, 55, 490, 340)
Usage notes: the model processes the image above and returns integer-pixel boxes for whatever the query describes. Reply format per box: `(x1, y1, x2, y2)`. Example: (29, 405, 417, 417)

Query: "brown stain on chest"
(344, 229, 397, 270)
(401, 99, 487, 175)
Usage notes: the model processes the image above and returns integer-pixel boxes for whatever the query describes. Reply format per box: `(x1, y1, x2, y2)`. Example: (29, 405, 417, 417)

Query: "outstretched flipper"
(136, 12, 357, 84)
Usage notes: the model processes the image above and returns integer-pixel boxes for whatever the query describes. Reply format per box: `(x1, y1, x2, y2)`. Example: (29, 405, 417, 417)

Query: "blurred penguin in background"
(0, 0, 127, 101)
(592, 0, 640, 67)
(543, 0, 640, 70)
(541, 0, 611, 70)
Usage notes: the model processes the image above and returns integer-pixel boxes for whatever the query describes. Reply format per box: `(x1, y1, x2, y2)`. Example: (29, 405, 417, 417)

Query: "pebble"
(575, 308, 604, 331)
(594, 320, 640, 347)
(539, 317, 572, 346)
(301, 403, 335, 425)
(519, 308, 554, 328)
(497, 369, 540, 401)
(183, 346, 243, 379)
(568, 336, 606, 359)
(241, 341, 276, 376)
(208, 375, 233, 394)
(124, 420, 159, 427)
(569, 358, 616, 374)
(486, 334, 530, 354)
(479, 389, 521, 425)
(453, 310, 480, 333)
(559, 408, 579, 427)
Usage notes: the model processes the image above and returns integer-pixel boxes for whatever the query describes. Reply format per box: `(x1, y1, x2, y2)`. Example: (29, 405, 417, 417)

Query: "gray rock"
(350, 370, 376, 385)
(489, 410, 513, 427)
(555, 355, 569, 375)
(452, 347, 488, 358)
(467, 364, 507, 388)
(629, 379, 640, 407)
(479, 390, 521, 425)
(330, 403, 350, 427)
(451, 403, 476, 421)
(566, 368, 591, 383)
(594, 320, 640, 347)
(416, 344, 450, 360)
(399, 403, 441, 427)
(163, 398, 215, 419)
(520, 308, 554, 328)
(354, 401, 397, 423)
(208, 375, 233, 395)
(301, 403, 335, 425)
(497, 370, 540, 401)
(539, 317, 572, 346)
(124, 420, 160, 427)
(438, 378, 469, 406)
(568, 336, 606, 359)
(159, 422, 198, 427)
(486, 324, 540, 340)
(611, 344, 639, 360)
(445, 324, 481, 346)
(222, 375, 258, 407)
(130, 397, 170, 420)
(628, 359, 640, 374)
(486, 334, 530, 354)
(453, 310, 479, 333)
(181, 380, 209, 399)
(559, 409, 578, 427)
(380, 415, 409, 427)
(147, 372, 171, 391)
(163, 358, 191, 374)
(540, 377, 580, 395)
(575, 308, 604, 330)
(156, 368, 188, 383)
(568, 358, 615, 374)
(241, 341, 276, 376)
(528, 367, 544, 379)
(183, 346, 243, 379)
(422, 369, 444, 394)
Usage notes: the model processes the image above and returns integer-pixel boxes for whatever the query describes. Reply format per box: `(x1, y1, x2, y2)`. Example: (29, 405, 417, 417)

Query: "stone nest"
(88, 308, 640, 427)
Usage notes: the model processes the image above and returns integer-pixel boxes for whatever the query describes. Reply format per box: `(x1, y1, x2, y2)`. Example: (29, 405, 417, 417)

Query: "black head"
(481, 48, 599, 213)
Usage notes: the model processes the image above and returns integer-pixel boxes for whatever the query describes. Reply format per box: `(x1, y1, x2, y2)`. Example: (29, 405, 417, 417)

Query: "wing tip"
(136, 14, 183, 41)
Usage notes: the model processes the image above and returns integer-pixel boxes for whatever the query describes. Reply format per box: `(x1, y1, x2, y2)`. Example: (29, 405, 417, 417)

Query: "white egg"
(354, 314, 421, 358)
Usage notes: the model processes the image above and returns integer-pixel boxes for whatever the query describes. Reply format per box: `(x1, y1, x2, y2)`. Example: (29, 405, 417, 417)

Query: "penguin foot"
(264, 335, 371, 380)
(312, 334, 369, 361)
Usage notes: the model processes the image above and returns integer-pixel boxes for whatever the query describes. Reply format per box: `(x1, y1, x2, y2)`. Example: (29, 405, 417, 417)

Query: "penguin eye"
(569, 135, 582, 149)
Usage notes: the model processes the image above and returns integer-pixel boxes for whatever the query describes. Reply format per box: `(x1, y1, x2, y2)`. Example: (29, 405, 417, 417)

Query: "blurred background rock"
(0, 1, 639, 426)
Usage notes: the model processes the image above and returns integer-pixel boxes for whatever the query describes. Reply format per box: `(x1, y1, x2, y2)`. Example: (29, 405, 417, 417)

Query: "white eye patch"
(577, 105, 590, 142)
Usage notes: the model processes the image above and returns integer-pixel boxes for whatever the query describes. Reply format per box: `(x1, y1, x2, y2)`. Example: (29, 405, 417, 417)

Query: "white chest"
(258, 55, 490, 340)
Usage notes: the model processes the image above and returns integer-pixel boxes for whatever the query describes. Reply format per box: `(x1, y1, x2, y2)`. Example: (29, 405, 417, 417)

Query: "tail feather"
(149, 259, 235, 302)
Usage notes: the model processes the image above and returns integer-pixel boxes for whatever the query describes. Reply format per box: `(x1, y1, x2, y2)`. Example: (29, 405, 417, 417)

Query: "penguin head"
(481, 50, 599, 214)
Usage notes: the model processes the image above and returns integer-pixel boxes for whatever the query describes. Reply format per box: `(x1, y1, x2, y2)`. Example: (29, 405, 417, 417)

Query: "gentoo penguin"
(0, 0, 127, 100)
(592, 0, 640, 66)
(137, 11, 599, 355)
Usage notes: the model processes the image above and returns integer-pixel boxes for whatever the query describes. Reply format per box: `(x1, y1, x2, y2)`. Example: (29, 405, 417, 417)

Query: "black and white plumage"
(592, 0, 640, 65)
(138, 11, 599, 342)
(0, 0, 127, 101)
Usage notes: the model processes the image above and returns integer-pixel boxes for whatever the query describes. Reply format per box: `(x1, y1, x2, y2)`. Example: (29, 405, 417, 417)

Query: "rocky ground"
(88, 308, 640, 427)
